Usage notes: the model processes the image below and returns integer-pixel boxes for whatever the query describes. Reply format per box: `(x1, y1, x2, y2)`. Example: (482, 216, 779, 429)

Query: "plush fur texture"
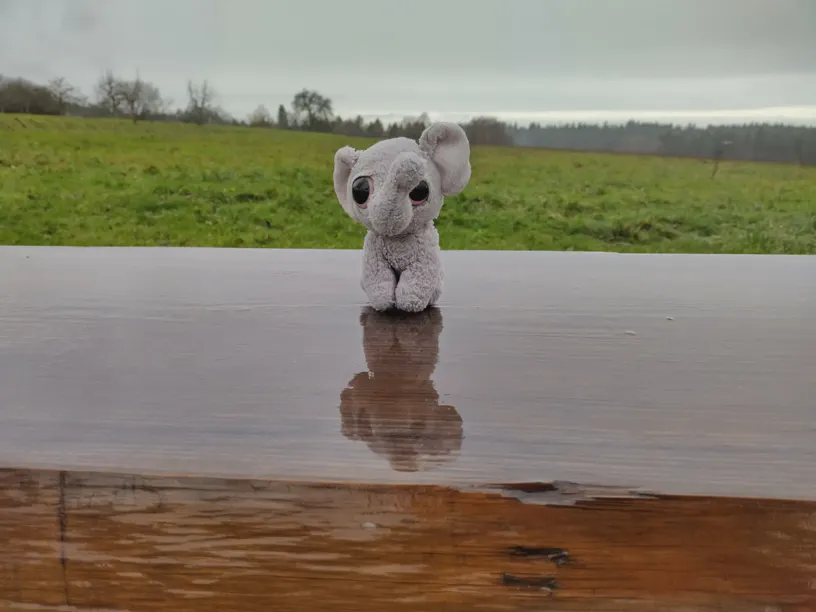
(333, 122, 471, 311)
(339, 307, 462, 472)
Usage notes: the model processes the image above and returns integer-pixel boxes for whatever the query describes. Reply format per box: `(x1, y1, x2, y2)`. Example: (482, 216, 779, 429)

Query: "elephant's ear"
(418, 122, 471, 196)
(333, 146, 360, 215)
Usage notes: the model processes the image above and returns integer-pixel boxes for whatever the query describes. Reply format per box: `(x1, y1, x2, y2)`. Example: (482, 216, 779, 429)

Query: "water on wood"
(0, 247, 814, 610)
(1, 468, 814, 611)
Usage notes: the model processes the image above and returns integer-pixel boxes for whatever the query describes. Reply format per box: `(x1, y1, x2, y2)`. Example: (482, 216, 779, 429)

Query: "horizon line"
(332, 106, 816, 127)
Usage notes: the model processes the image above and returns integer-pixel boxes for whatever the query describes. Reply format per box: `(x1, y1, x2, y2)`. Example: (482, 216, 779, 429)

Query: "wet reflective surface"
(1, 246, 816, 610)
(1, 246, 815, 498)
(339, 307, 462, 472)
(1, 468, 815, 611)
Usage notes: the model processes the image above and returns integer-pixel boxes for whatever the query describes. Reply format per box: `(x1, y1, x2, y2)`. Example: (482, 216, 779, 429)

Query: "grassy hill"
(1, 114, 814, 253)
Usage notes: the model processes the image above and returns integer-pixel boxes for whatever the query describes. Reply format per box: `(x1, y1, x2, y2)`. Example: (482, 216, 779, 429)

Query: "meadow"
(1, 114, 814, 253)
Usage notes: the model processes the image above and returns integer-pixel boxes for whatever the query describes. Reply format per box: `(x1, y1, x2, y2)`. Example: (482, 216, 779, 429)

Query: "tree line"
(1, 71, 815, 166)
(0, 72, 227, 126)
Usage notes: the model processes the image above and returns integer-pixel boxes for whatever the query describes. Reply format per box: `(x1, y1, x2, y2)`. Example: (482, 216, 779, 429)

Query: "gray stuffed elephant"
(333, 122, 472, 312)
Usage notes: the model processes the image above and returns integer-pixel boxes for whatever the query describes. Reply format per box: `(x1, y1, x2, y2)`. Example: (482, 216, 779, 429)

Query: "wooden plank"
(1, 247, 814, 610)
(0, 246, 814, 500)
(0, 468, 814, 612)
(0, 470, 66, 609)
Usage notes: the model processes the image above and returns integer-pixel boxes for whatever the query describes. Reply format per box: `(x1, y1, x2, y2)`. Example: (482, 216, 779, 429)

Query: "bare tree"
(117, 76, 167, 123)
(291, 89, 332, 130)
(47, 77, 85, 115)
(248, 104, 273, 127)
(186, 79, 215, 125)
(94, 70, 123, 115)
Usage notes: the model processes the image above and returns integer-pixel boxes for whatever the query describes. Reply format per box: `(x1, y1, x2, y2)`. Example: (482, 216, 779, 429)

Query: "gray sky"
(1, 0, 815, 125)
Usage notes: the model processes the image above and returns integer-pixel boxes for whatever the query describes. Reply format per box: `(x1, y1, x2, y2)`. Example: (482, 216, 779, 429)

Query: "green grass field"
(1, 114, 814, 253)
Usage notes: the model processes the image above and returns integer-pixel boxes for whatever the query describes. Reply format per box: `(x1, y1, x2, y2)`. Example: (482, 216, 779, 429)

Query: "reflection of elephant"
(339, 307, 463, 472)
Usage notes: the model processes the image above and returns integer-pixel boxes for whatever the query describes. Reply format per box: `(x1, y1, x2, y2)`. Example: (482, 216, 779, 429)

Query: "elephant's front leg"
(395, 253, 443, 312)
(361, 243, 397, 311)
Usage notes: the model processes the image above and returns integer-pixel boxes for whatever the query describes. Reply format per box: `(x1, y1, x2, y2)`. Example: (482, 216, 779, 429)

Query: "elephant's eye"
(409, 180, 429, 205)
(351, 176, 371, 207)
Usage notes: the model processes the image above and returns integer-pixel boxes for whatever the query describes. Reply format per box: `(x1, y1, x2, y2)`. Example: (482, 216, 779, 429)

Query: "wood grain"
(1, 468, 814, 612)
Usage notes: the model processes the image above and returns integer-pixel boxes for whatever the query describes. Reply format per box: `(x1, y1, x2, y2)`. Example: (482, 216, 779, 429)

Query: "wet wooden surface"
(1, 468, 814, 611)
(1, 246, 814, 499)
(1, 246, 815, 610)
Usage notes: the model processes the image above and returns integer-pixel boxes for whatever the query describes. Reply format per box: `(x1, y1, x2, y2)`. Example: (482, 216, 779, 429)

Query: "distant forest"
(2, 71, 815, 166)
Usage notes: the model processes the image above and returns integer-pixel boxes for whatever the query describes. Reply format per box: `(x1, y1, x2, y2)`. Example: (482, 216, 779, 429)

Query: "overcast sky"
(1, 0, 815, 125)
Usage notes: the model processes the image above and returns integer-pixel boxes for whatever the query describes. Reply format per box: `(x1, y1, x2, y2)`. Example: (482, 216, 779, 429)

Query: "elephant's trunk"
(369, 152, 424, 236)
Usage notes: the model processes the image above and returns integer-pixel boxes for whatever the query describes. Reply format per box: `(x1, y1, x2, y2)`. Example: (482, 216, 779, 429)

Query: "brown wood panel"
(0, 470, 65, 608)
(0, 246, 814, 499)
(0, 468, 814, 612)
